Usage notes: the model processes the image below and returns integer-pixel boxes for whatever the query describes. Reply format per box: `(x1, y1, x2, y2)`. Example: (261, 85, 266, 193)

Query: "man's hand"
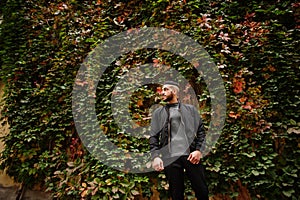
(187, 150, 202, 164)
(152, 157, 164, 171)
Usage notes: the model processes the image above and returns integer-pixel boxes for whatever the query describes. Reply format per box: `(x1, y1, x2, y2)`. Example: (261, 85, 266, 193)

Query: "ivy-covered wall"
(0, 0, 299, 199)
(0, 81, 16, 188)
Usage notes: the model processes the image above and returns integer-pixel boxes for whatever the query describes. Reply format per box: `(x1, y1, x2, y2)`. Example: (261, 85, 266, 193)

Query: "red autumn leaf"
(244, 12, 256, 20)
(117, 16, 124, 23)
(228, 111, 241, 119)
(137, 99, 143, 107)
(242, 102, 254, 110)
(233, 80, 244, 94)
(153, 58, 160, 67)
(239, 96, 247, 103)
(218, 31, 231, 41)
(156, 86, 162, 94)
(192, 60, 200, 67)
(268, 65, 276, 72)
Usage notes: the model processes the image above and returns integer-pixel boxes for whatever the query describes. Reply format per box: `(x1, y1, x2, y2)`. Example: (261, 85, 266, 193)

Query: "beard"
(162, 93, 174, 102)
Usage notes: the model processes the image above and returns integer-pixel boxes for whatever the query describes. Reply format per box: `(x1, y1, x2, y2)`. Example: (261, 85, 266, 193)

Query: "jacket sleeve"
(193, 106, 206, 153)
(149, 109, 161, 160)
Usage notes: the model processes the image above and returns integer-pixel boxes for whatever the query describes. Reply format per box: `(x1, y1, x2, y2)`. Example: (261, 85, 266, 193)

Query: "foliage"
(0, 0, 299, 199)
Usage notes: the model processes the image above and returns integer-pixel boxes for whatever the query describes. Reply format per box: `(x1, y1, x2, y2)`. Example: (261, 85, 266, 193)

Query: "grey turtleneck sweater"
(168, 103, 190, 157)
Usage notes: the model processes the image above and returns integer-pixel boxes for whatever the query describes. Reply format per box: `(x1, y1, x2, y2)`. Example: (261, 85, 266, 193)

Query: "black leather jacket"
(149, 103, 206, 160)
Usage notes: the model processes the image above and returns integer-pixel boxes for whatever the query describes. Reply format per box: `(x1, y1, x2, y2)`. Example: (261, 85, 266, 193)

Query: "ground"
(0, 185, 51, 200)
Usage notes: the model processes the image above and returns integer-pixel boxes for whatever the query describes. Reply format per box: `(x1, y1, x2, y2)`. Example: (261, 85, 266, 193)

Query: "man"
(149, 81, 209, 200)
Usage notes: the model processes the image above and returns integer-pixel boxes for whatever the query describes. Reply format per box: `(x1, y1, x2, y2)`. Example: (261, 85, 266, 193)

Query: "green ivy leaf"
(282, 189, 295, 197)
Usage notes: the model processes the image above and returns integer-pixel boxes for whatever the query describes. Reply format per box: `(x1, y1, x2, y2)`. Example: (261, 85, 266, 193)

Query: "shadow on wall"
(0, 81, 17, 187)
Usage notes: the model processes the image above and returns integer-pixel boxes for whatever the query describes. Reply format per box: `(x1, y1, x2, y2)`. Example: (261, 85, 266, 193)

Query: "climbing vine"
(0, 0, 299, 199)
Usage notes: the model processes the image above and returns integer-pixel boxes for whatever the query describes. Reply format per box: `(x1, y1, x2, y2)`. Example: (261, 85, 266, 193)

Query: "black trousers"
(164, 156, 209, 200)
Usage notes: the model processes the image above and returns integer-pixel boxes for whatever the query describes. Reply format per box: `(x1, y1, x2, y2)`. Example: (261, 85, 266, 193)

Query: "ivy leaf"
(289, 119, 297, 126)
(242, 152, 256, 158)
(282, 189, 295, 197)
(252, 170, 259, 176)
(131, 190, 140, 196)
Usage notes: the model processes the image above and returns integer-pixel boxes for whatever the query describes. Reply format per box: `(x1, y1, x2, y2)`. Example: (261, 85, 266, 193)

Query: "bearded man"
(149, 81, 209, 200)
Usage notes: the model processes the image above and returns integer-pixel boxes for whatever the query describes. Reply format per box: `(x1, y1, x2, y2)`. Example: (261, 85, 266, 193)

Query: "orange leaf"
(229, 111, 241, 119)
(156, 87, 162, 94)
(233, 81, 243, 93)
(239, 96, 247, 103)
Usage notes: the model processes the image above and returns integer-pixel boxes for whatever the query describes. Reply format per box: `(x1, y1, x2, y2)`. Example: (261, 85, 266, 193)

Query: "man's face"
(161, 85, 174, 102)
